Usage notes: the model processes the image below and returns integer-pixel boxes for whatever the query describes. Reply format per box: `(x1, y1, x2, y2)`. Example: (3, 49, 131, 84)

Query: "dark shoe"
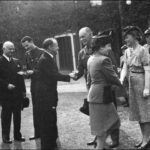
(87, 141, 97, 148)
(87, 140, 96, 145)
(87, 136, 97, 148)
(108, 141, 119, 148)
(134, 141, 142, 148)
(14, 137, 25, 142)
(3, 138, 12, 144)
(29, 136, 40, 140)
(138, 142, 150, 150)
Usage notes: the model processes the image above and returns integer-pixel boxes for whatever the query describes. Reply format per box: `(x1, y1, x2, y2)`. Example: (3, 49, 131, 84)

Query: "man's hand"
(143, 88, 150, 98)
(17, 71, 25, 75)
(69, 72, 77, 80)
(26, 70, 34, 75)
(119, 78, 124, 85)
(8, 84, 15, 90)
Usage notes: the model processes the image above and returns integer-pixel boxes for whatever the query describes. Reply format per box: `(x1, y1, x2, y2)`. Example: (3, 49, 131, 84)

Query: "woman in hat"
(120, 26, 150, 149)
(87, 35, 121, 149)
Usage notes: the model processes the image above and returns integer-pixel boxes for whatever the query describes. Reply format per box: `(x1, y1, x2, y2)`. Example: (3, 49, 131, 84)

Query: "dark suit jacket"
(0, 56, 26, 103)
(35, 52, 70, 108)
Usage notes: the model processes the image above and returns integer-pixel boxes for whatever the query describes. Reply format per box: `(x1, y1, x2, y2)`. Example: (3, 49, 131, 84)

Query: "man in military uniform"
(70, 27, 93, 115)
(21, 36, 43, 140)
(72, 27, 120, 148)
(73, 27, 93, 84)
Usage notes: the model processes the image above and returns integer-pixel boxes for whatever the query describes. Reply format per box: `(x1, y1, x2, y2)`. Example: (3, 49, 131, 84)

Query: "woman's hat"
(98, 28, 113, 37)
(123, 26, 144, 42)
(91, 34, 111, 52)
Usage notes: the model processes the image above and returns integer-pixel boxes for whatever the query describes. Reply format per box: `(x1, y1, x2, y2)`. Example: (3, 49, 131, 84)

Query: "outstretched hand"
(119, 78, 124, 85)
(69, 72, 77, 80)
(143, 88, 150, 98)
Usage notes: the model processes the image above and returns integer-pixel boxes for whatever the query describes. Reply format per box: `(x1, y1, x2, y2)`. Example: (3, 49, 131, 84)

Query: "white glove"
(119, 78, 124, 85)
(143, 88, 150, 98)
(17, 71, 25, 75)
(27, 70, 34, 75)
(8, 84, 15, 90)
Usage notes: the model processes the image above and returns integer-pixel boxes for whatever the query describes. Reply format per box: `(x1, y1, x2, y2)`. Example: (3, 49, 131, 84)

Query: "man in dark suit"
(35, 38, 72, 149)
(0, 41, 26, 143)
(21, 36, 43, 140)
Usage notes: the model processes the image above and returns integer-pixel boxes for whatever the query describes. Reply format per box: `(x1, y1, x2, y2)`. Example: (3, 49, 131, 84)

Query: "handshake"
(69, 71, 78, 80)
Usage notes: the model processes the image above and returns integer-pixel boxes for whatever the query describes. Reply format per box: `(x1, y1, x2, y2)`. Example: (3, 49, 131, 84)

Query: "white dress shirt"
(3, 54, 10, 62)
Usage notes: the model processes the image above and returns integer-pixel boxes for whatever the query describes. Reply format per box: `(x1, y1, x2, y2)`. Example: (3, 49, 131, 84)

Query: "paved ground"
(0, 78, 144, 149)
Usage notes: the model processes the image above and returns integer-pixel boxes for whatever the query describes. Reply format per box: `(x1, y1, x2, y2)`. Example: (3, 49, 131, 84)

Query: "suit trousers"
(1, 100, 22, 140)
(40, 107, 58, 150)
(31, 91, 40, 137)
(110, 88, 120, 143)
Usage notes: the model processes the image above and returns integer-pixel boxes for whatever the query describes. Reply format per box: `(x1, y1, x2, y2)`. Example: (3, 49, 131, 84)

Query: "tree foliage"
(0, 0, 149, 61)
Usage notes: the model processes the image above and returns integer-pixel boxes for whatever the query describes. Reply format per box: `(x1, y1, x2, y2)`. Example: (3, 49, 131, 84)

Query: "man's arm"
(39, 58, 70, 82)
(87, 72, 91, 90)
(74, 51, 84, 80)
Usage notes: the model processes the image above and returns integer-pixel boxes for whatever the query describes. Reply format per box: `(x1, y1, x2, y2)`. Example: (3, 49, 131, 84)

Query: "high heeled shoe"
(137, 141, 150, 150)
(87, 136, 97, 148)
(87, 140, 97, 148)
(134, 141, 142, 148)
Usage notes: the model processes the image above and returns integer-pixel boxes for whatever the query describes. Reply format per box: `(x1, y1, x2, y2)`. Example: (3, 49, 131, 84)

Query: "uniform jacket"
(25, 47, 43, 93)
(75, 46, 92, 88)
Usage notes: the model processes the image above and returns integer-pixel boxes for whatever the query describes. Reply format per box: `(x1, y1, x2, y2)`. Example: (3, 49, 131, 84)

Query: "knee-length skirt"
(129, 73, 150, 123)
(89, 102, 120, 137)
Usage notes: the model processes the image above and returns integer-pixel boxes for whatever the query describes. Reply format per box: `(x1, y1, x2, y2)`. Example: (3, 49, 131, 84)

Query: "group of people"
(70, 26, 150, 150)
(0, 25, 150, 150)
(0, 37, 73, 149)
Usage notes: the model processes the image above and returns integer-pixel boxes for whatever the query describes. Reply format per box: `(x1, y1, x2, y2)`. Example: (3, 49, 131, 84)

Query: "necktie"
(9, 57, 13, 63)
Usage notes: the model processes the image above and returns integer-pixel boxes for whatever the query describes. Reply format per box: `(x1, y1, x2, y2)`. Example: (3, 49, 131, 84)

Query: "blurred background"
(0, 0, 149, 70)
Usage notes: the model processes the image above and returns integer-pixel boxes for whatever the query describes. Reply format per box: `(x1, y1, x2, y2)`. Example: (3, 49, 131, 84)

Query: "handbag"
(22, 97, 30, 109)
(103, 85, 113, 104)
(79, 98, 89, 116)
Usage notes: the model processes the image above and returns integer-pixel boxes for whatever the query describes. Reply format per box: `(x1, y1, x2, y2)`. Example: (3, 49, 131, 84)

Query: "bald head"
(3, 41, 14, 49)
(43, 38, 59, 56)
(79, 27, 92, 35)
(79, 27, 93, 47)
(3, 41, 15, 58)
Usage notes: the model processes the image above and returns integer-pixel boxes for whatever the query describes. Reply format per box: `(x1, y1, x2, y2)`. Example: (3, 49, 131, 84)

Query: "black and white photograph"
(0, 0, 150, 149)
